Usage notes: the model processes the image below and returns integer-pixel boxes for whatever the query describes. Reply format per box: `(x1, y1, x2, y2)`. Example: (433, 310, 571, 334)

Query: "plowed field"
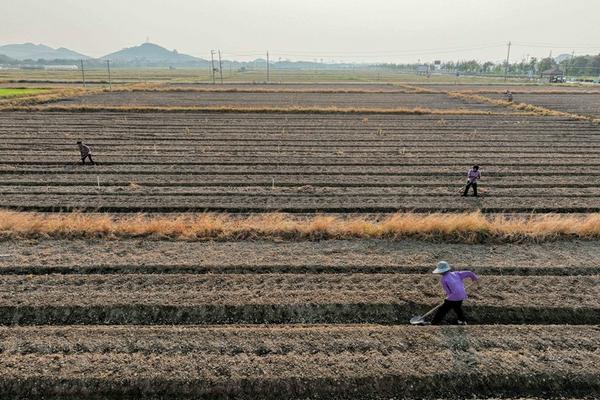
(1, 112, 599, 212)
(54, 90, 506, 110)
(0, 84, 598, 399)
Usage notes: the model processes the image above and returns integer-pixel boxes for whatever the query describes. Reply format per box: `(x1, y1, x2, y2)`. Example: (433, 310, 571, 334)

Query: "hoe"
(409, 302, 444, 325)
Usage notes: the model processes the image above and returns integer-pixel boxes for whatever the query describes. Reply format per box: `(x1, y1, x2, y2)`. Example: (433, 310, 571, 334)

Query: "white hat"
(433, 261, 451, 274)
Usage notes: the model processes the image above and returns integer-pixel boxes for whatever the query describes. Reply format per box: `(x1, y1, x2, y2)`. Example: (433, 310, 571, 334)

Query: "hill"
(0, 43, 89, 61)
(102, 42, 207, 66)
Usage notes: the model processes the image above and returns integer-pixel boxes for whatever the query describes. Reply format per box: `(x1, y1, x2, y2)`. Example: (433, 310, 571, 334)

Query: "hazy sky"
(2, 0, 599, 63)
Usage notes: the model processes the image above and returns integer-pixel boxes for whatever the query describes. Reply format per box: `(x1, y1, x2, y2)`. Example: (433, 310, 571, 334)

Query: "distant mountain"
(0, 54, 16, 64)
(102, 42, 207, 66)
(0, 43, 89, 60)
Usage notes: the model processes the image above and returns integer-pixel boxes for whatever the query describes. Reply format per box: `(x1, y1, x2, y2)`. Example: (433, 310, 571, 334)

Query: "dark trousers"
(432, 300, 466, 325)
(81, 154, 95, 165)
(463, 181, 477, 196)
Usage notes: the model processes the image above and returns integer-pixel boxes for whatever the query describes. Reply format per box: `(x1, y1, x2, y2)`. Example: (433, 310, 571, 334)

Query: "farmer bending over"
(462, 165, 480, 197)
(505, 90, 513, 102)
(77, 141, 95, 165)
(431, 261, 479, 325)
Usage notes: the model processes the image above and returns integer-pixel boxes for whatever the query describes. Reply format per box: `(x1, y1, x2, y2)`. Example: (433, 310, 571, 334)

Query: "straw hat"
(433, 261, 451, 274)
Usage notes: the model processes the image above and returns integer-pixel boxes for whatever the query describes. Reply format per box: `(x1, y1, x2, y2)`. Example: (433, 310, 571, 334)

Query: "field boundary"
(1, 104, 523, 115)
(447, 91, 600, 124)
(3, 210, 600, 242)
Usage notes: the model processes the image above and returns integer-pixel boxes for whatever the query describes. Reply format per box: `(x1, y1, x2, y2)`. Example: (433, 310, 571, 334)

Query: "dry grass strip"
(447, 91, 598, 123)
(0, 87, 104, 108)
(2, 104, 519, 115)
(1, 210, 600, 242)
(113, 82, 419, 94)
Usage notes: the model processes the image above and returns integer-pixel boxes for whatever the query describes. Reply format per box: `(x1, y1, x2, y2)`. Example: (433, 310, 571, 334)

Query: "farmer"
(77, 141, 95, 165)
(462, 165, 480, 197)
(431, 261, 479, 325)
(505, 90, 513, 102)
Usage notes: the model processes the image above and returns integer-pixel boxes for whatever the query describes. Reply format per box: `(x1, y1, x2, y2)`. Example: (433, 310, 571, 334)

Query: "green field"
(0, 88, 47, 97)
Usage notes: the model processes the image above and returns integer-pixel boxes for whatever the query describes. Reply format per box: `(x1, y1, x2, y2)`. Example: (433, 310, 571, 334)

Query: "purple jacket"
(467, 169, 481, 183)
(440, 270, 479, 301)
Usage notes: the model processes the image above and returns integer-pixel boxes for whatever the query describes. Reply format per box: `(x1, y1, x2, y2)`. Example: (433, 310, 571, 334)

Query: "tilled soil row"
(1, 165, 598, 175)
(0, 325, 596, 399)
(2, 238, 598, 274)
(0, 327, 597, 399)
(3, 194, 600, 213)
(48, 91, 503, 109)
(3, 186, 600, 197)
(3, 174, 599, 184)
(0, 274, 596, 325)
(6, 140, 600, 148)
(3, 157, 600, 165)
(1, 263, 598, 276)
(0, 110, 590, 125)
(3, 127, 597, 138)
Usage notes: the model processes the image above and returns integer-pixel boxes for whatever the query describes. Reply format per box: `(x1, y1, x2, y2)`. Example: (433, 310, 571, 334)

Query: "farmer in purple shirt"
(462, 165, 480, 197)
(431, 261, 479, 325)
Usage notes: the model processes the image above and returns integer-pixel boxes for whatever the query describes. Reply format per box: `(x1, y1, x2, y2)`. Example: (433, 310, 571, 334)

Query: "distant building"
(44, 65, 78, 70)
(541, 67, 564, 82)
(416, 65, 430, 75)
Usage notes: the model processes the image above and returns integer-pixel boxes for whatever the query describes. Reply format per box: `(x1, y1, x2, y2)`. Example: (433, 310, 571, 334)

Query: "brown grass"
(0, 87, 104, 108)
(457, 89, 600, 95)
(1, 210, 600, 242)
(447, 91, 597, 122)
(3, 104, 517, 115)
(394, 84, 442, 94)
(112, 82, 419, 94)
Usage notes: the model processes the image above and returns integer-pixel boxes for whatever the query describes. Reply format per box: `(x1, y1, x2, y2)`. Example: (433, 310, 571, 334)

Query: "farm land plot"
(483, 92, 600, 118)
(52, 90, 508, 111)
(0, 112, 599, 212)
(415, 83, 600, 94)
(0, 85, 599, 398)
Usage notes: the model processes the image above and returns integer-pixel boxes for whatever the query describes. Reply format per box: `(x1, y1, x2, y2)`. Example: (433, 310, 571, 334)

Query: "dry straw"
(447, 91, 597, 123)
(1, 210, 599, 242)
(6, 104, 512, 115)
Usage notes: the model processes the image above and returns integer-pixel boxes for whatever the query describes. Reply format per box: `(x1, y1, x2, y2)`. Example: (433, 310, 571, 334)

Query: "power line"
(218, 50, 224, 84)
(504, 41, 511, 82)
(210, 50, 216, 84)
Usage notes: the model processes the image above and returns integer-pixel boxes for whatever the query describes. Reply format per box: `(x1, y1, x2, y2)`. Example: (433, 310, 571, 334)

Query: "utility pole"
(566, 50, 575, 80)
(80, 59, 86, 88)
(266, 51, 270, 83)
(210, 50, 216, 84)
(218, 50, 224, 84)
(106, 60, 112, 91)
(504, 41, 511, 82)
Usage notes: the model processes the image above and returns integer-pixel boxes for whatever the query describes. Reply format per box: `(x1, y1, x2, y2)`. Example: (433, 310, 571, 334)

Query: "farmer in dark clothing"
(431, 261, 479, 325)
(462, 165, 480, 197)
(77, 141, 95, 165)
(505, 90, 513, 102)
